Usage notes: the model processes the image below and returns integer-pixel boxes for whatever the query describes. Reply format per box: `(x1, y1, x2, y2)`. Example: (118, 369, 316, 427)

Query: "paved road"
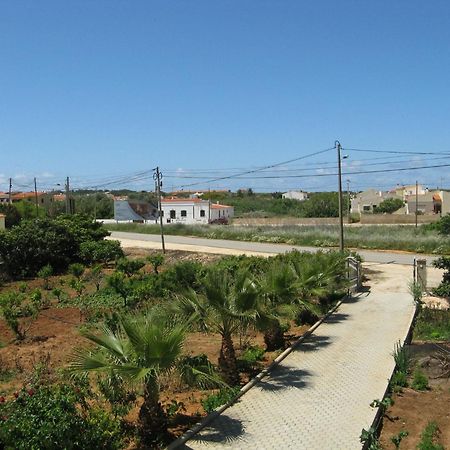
(110, 231, 437, 265)
(169, 264, 416, 450)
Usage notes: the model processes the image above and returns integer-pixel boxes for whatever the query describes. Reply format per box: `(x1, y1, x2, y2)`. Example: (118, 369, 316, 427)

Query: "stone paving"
(172, 265, 416, 450)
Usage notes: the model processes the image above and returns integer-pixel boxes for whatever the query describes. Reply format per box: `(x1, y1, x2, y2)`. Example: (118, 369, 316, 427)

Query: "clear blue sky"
(1, 0, 450, 192)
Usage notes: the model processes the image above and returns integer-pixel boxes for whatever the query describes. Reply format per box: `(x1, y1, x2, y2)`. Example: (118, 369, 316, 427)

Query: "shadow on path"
(184, 415, 246, 447)
(257, 366, 313, 392)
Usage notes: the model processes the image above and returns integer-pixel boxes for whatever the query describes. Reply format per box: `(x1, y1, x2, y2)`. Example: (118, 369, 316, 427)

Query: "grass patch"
(414, 309, 450, 341)
(106, 223, 450, 254)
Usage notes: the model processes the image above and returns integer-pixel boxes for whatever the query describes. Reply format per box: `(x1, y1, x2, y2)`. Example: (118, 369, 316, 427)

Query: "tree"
(373, 198, 404, 214)
(0, 203, 21, 228)
(259, 262, 297, 351)
(70, 311, 221, 446)
(176, 269, 260, 385)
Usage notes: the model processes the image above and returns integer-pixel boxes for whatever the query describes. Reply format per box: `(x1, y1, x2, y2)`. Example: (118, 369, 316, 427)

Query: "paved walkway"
(171, 264, 417, 450)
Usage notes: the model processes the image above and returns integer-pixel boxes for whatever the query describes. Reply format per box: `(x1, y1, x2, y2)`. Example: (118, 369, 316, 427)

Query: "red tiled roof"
(12, 192, 46, 200)
(211, 203, 232, 209)
(161, 198, 206, 203)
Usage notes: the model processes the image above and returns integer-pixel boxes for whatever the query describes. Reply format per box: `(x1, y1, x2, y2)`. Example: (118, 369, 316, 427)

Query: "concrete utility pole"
(34, 177, 39, 217)
(65, 177, 71, 214)
(346, 179, 351, 224)
(415, 180, 418, 229)
(336, 140, 345, 252)
(153, 167, 166, 253)
(8, 178, 12, 204)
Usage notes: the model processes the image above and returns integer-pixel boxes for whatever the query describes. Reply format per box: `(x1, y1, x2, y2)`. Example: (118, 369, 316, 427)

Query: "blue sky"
(1, 0, 450, 193)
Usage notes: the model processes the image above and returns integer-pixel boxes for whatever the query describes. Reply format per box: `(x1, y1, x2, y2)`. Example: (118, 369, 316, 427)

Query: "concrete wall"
(0, 214, 5, 230)
(231, 217, 341, 226)
(442, 191, 450, 215)
(360, 214, 440, 224)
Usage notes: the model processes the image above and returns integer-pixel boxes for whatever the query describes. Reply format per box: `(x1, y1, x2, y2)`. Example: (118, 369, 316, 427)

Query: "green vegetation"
(411, 369, 429, 391)
(373, 197, 404, 214)
(390, 430, 408, 449)
(201, 386, 241, 413)
(413, 308, 450, 341)
(0, 382, 124, 450)
(432, 256, 450, 297)
(106, 222, 450, 254)
(0, 214, 118, 279)
(417, 422, 444, 450)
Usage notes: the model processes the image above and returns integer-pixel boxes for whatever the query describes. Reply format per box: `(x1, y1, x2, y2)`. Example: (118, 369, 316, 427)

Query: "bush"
(201, 386, 241, 413)
(411, 369, 429, 391)
(68, 263, 85, 280)
(373, 198, 404, 214)
(0, 291, 40, 340)
(390, 371, 408, 389)
(0, 215, 110, 279)
(79, 240, 123, 265)
(0, 383, 123, 450)
(116, 258, 146, 277)
(37, 264, 53, 290)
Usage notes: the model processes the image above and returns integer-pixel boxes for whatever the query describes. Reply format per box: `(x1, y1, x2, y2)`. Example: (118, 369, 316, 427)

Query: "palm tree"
(176, 269, 260, 386)
(259, 262, 297, 351)
(69, 310, 221, 447)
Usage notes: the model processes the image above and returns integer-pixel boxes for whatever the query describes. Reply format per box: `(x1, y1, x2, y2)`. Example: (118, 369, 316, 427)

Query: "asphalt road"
(110, 231, 438, 266)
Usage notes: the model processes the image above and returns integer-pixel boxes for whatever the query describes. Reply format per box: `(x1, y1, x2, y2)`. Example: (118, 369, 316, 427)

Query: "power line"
(176, 147, 335, 188)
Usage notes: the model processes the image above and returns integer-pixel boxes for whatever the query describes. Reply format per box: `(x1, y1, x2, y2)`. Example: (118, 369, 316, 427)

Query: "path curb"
(361, 301, 417, 450)
(168, 298, 346, 449)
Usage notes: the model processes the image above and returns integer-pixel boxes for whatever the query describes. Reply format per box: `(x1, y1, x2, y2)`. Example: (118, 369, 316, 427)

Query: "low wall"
(231, 217, 341, 226)
(360, 214, 440, 225)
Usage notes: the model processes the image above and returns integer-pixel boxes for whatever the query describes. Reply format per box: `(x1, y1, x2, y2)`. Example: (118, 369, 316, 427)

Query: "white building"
(282, 190, 308, 201)
(160, 198, 234, 224)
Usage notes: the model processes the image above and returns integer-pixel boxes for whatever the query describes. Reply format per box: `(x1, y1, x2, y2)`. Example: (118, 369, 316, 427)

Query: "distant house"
(11, 191, 50, 206)
(351, 189, 403, 214)
(282, 190, 308, 201)
(160, 198, 234, 224)
(405, 191, 442, 215)
(0, 193, 9, 204)
(114, 198, 158, 222)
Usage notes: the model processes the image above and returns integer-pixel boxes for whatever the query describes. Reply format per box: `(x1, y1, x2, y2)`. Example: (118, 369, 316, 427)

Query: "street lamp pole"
(336, 140, 344, 252)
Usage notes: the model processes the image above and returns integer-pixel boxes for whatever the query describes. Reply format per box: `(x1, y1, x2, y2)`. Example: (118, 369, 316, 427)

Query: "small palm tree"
(69, 310, 221, 447)
(176, 269, 260, 386)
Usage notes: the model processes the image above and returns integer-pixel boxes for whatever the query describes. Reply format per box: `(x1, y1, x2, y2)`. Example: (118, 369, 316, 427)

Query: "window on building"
(170, 210, 176, 219)
(218, 210, 221, 217)
(363, 205, 371, 212)
(200, 210, 206, 217)
(181, 210, 187, 217)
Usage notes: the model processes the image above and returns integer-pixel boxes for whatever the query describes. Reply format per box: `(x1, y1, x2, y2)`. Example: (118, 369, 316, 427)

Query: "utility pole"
(153, 167, 166, 253)
(336, 140, 345, 252)
(65, 177, 71, 214)
(8, 178, 12, 204)
(346, 179, 351, 224)
(415, 180, 418, 229)
(34, 177, 39, 217)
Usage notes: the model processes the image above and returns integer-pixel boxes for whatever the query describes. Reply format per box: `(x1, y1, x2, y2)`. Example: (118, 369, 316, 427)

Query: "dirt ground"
(379, 342, 450, 450)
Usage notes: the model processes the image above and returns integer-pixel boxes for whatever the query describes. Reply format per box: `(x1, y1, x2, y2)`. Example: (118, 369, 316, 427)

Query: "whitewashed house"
(282, 190, 308, 201)
(160, 198, 234, 224)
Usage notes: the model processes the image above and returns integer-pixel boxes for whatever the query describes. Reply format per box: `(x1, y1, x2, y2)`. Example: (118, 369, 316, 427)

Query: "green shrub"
(391, 430, 408, 449)
(417, 421, 444, 450)
(390, 371, 408, 389)
(240, 345, 265, 364)
(411, 369, 429, 391)
(79, 240, 124, 265)
(116, 258, 146, 277)
(392, 341, 410, 374)
(0, 215, 110, 279)
(68, 263, 85, 279)
(201, 386, 241, 413)
(147, 253, 164, 274)
(0, 291, 40, 340)
(0, 383, 123, 450)
(37, 264, 53, 290)
(373, 198, 404, 214)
